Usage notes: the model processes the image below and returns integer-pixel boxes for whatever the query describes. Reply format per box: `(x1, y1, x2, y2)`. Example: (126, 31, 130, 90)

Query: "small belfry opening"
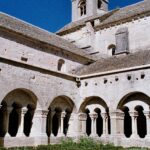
(97, 0, 102, 9)
(78, 0, 86, 16)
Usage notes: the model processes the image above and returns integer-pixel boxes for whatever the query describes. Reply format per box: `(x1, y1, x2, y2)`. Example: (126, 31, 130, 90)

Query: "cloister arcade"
(0, 89, 150, 147)
(78, 96, 111, 137)
(117, 92, 150, 139)
(0, 89, 37, 138)
(46, 96, 75, 137)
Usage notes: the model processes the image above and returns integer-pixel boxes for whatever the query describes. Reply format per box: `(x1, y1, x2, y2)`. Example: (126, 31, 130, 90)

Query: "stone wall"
(62, 16, 150, 58)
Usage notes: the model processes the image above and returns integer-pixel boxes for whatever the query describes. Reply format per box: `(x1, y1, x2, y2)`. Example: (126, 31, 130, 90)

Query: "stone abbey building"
(0, 0, 150, 148)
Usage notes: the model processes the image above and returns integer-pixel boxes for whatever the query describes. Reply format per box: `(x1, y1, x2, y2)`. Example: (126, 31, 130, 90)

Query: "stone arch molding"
(49, 95, 77, 113)
(1, 88, 39, 109)
(117, 91, 150, 110)
(79, 96, 108, 113)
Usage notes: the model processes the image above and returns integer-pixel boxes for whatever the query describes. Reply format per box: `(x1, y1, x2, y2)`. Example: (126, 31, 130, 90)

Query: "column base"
(101, 134, 109, 138)
(145, 135, 150, 139)
(90, 134, 99, 138)
(130, 134, 140, 139)
(57, 133, 65, 137)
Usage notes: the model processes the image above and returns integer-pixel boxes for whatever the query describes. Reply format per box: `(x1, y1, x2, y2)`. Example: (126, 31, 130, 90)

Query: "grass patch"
(0, 138, 148, 150)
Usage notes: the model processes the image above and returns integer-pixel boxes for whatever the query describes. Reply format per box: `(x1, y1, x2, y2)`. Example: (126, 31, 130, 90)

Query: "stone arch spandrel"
(78, 96, 108, 113)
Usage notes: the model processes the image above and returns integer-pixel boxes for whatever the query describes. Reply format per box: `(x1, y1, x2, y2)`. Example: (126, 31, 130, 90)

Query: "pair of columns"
(5, 106, 49, 138)
(5, 106, 28, 137)
(79, 112, 109, 137)
(109, 110, 150, 139)
(130, 111, 150, 138)
(51, 110, 67, 137)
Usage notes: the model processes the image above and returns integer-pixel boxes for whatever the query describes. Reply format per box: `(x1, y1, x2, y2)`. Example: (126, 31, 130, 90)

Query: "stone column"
(17, 107, 28, 137)
(144, 111, 150, 138)
(5, 107, 12, 137)
(110, 110, 124, 137)
(78, 113, 87, 136)
(90, 112, 98, 137)
(57, 111, 66, 137)
(101, 113, 108, 137)
(130, 111, 139, 138)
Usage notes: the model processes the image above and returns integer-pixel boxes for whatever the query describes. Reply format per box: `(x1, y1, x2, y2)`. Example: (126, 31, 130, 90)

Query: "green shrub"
(0, 139, 148, 150)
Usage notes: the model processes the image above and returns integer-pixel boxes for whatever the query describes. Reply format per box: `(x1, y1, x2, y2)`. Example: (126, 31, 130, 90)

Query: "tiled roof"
(0, 13, 94, 64)
(75, 50, 150, 75)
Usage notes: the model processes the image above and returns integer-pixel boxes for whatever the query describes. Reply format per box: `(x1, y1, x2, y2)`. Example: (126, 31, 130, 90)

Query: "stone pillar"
(30, 109, 49, 137)
(87, 0, 97, 16)
(101, 113, 108, 137)
(67, 113, 74, 137)
(78, 113, 87, 136)
(90, 112, 98, 137)
(144, 111, 150, 138)
(130, 111, 139, 138)
(57, 111, 66, 137)
(110, 110, 124, 137)
(72, 0, 78, 21)
(5, 107, 12, 137)
(17, 107, 28, 137)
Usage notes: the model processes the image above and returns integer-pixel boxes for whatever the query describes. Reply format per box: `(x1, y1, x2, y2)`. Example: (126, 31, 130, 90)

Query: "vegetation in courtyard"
(0, 138, 149, 150)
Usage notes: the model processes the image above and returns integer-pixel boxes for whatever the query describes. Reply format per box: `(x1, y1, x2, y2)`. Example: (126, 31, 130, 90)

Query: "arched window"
(78, 0, 86, 16)
(97, 0, 102, 9)
(57, 59, 65, 72)
(108, 44, 116, 56)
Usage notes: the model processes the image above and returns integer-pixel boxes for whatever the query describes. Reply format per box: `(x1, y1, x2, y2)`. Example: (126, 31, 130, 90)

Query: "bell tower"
(72, 0, 109, 22)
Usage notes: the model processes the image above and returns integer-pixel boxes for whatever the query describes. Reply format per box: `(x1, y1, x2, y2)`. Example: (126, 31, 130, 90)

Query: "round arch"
(47, 95, 76, 137)
(117, 91, 150, 138)
(49, 95, 76, 112)
(117, 91, 150, 109)
(0, 88, 38, 137)
(79, 96, 108, 113)
(1, 88, 38, 108)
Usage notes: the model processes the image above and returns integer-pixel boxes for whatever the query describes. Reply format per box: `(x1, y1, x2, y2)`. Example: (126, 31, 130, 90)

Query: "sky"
(0, 0, 142, 33)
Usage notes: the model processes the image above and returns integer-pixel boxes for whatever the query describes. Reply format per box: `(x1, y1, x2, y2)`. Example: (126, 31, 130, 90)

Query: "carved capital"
(89, 113, 98, 119)
(79, 113, 87, 121)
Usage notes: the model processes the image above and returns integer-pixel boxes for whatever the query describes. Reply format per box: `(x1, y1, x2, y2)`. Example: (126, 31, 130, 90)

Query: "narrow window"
(108, 44, 116, 56)
(58, 59, 65, 71)
(98, 0, 102, 9)
(79, 0, 86, 16)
